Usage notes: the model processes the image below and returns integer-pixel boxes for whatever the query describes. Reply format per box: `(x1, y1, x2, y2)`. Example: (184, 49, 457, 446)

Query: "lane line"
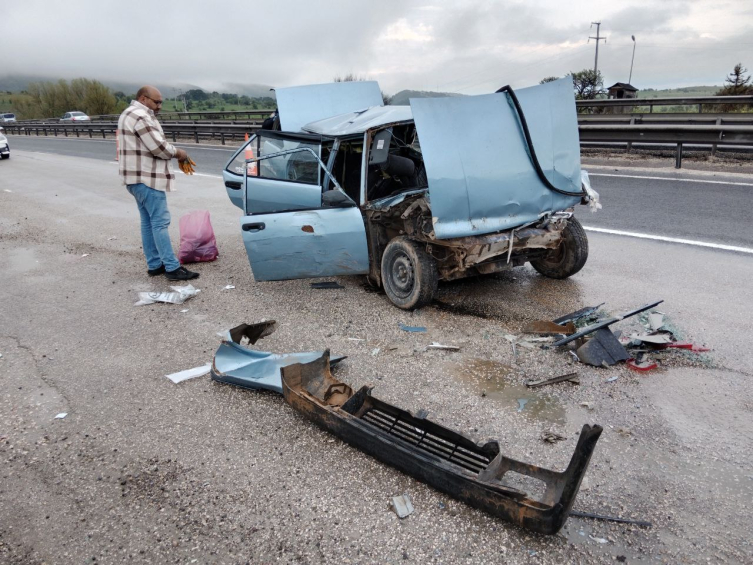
(11, 137, 237, 151)
(582, 226, 753, 254)
(107, 161, 223, 179)
(589, 173, 753, 187)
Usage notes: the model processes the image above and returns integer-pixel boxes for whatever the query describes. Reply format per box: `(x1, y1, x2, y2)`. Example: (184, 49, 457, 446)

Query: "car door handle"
(242, 222, 265, 232)
(225, 181, 242, 190)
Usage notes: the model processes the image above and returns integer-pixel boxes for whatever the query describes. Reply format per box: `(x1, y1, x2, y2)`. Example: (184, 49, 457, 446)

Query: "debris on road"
(575, 328, 630, 366)
(390, 494, 415, 518)
(399, 323, 427, 333)
(107, 236, 118, 241)
(553, 303, 605, 325)
(648, 313, 664, 331)
(223, 285, 235, 290)
(54, 413, 68, 419)
(580, 401, 595, 410)
(81, 253, 89, 258)
(627, 358, 658, 372)
(310, 281, 345, 289)
(426, 342, 461, 351)
(166, 364, 211, 384)
(134, 284, 200, 306)
(280, 352, 603, 534)
(526, 372, 579, 388)
(210, 321, 345, 394)
(605, 375, 619, 383)
(541, 429, 567, 443)
(570, 509, 652, 528)
(589, 535, 609, 544)
(521, 320, 575, 336)
(517, 398, 529, 411)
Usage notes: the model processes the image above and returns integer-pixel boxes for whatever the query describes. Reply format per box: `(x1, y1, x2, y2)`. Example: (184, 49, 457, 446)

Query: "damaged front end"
(365, 192, 575, 283)
(281, 352, 602, 535)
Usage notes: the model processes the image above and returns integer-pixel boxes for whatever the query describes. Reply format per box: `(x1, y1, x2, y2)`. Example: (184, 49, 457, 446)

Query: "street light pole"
(628, 35, 636, 84)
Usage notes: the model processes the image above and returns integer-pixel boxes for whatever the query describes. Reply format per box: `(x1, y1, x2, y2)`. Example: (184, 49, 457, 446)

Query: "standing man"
(118, 85, 199, 280)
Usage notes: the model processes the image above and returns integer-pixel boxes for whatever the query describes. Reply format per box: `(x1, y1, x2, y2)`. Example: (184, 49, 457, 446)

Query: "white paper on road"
(165, 363, 211, 384)
(55, 412, 68, 419)
(134, 284, 200, 306)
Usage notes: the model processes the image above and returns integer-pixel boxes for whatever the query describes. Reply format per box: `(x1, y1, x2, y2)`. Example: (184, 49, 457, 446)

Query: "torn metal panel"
(550, 300, 664, 348)
(211, 322, 345, 394)
(281, 352, 602, 535)
(526, 372, 579, 388)
(575, 329, 630, 366)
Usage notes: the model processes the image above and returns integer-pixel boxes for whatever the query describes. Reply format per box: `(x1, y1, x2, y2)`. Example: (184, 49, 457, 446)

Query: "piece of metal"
(549, 300, 664, 348)
(575, 329, 630, 367)
(526, 372, 579, 388)
(553, 303, 605, 325)
(211, 322, 345, 394)
(281, 352, 602, 535)
(522, 321, 576, 336)
(275, 81, 383, 132)
(570, 509, 652, 528)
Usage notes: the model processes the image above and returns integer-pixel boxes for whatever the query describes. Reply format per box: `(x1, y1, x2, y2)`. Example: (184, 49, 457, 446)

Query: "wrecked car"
(222, 79, 599, 309)
(281, 352, 602, 534)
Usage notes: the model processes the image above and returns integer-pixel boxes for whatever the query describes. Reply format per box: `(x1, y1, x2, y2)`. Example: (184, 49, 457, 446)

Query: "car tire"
(381, 236, 438, 310)
(530, 217, 589, 279)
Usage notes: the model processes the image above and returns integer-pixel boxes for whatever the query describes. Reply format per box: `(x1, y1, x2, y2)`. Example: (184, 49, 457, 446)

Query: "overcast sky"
(3, 0, 751, 95)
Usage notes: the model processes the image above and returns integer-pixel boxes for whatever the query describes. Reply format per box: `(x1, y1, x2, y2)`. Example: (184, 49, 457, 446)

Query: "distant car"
(60, 111, 91, 122)
(1, 113, 16, 123)
(0, 133, 10, 159)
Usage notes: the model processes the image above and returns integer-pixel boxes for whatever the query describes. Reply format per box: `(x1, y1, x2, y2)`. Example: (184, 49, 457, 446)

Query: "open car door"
(235, 139, 369, 281)
(409, 77, 583, 239)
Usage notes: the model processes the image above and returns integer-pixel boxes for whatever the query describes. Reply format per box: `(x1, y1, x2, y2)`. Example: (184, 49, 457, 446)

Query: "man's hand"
(175, 148, 188, 162)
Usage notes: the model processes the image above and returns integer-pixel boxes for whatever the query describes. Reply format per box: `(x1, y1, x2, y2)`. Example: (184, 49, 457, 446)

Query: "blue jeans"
(126, 183, 180, 272)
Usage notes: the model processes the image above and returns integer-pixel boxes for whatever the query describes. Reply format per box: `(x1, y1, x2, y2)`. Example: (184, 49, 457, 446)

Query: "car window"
(225, 135, 321, 185)
(72, 112, 85, 117)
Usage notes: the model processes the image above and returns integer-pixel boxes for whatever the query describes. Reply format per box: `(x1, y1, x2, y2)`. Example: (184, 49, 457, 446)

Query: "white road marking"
(107, 161, 222, 179)
(582, 226, 753, 254)
(589, 173, 753, 187)
(13, 136, 236, 151)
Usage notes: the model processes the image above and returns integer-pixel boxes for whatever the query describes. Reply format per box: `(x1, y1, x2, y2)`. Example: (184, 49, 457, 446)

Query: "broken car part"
(522, 321, 576, 336)
(211, 322, 345, 394)
(526, 372, 580, 389)
(553, 303, 605, 325)
(575, 329, 630, 367)
(280, 352, 603, 535)
(549, 301, 664, 348)
(570, 509, 652, 528)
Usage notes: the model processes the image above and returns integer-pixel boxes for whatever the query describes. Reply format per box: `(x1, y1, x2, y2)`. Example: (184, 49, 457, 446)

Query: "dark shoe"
(147, 264, 166, 276)
(165, 266, 200, 281)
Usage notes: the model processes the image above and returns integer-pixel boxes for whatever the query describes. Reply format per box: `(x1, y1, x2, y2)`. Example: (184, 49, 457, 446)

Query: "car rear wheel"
(381, 237, 438, 310)
(530, 217, 589, 279)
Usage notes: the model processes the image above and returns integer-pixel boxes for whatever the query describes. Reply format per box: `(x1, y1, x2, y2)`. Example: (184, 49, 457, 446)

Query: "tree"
(569, 69, 604, 100)
(714, 63, 753, 112)
(540, 76, 560, 84)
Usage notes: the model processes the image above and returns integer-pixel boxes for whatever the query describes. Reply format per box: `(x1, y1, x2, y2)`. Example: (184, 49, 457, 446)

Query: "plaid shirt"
(117, 101, 177, 192)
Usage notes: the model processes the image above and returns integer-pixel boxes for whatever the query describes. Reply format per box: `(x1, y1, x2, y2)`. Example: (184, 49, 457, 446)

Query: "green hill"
(637, 86, 722, 98)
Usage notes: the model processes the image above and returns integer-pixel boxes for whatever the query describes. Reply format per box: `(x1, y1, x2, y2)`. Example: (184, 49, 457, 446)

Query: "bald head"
(137, 86, 163, 114)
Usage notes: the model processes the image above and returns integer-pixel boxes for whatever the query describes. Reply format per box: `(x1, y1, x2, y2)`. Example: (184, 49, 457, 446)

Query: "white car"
(1, 113, 16, 123)
(0, 133, 10, 159)
(60, 111, 91, 122)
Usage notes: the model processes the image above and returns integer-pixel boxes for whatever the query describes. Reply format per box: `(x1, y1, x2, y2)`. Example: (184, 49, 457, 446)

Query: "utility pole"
(589, 22, 607, 76)
(629, 35, 636, 84)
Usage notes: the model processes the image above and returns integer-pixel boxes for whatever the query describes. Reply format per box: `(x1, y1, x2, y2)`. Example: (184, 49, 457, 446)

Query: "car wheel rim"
(390, 253, 415, 298)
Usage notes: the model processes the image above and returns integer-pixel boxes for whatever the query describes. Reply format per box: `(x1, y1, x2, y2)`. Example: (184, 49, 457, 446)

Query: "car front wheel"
(530, 217, 589, 279)
(381, 236, 438, 310)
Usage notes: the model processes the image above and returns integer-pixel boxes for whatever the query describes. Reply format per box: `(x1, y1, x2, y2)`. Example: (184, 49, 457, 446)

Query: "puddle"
(7, 248, 39, 274)
(453, 359, 566, 426)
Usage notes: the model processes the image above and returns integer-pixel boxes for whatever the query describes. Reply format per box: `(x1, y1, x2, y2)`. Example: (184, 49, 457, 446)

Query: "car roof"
(302, 105, 413, 136)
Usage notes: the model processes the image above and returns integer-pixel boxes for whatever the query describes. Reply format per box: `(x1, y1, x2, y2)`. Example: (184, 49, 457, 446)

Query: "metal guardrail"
(5, 112, 753, 168)
(577, 95, 753, 113)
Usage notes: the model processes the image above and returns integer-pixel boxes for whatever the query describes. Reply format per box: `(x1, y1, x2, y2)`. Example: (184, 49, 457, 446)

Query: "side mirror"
(322, 190, 354, 208)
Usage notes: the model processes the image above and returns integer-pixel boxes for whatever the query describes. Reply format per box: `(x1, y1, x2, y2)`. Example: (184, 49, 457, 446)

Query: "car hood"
(276, 81, 384, 132)
(409, 77, 582, 239)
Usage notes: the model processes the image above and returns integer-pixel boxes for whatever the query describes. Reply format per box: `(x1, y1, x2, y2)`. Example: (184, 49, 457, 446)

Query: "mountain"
(389, 89, 465, 106)
(0, 75, 275, 99)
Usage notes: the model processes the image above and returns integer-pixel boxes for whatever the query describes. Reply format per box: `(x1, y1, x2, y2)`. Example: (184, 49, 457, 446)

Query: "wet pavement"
(0, 149, 752, 564)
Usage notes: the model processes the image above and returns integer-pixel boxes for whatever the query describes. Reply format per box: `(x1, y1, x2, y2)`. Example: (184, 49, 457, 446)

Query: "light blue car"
(222, 79, 599, 309)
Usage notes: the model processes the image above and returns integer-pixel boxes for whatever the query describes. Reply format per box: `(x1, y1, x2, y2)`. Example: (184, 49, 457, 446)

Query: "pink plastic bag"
(178, 210, 219, 264)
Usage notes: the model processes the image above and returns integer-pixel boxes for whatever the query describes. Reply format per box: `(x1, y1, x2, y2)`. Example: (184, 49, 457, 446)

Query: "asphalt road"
(7, 135, 753, 249)
(1, 146, 752, 564)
